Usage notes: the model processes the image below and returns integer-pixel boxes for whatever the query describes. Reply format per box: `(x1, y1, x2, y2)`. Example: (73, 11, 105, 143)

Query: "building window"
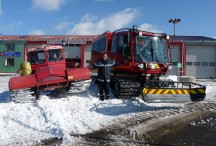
(6, 43, 15, 51)
(5, 58, 14, 66)
(186, 62, 193, 65)
(209, 62, 216, 66)
(201, 62, 208, 66)
(194, 62, 200, 66)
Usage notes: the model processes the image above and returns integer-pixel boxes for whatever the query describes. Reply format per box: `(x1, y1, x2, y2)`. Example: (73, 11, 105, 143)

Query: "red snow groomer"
(9, 45, 91, 103)
(90, 25, 206, 103)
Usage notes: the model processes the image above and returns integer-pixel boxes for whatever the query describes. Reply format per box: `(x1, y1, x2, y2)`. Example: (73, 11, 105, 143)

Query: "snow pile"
(0, 75, 215, 145)
(204, 84, 216, 102)
(160, 75, 178, 82)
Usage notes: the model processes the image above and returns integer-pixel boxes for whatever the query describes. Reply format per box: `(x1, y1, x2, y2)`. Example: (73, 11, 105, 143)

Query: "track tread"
(111, 79, 141, 98)
(10, 88, 36, 103)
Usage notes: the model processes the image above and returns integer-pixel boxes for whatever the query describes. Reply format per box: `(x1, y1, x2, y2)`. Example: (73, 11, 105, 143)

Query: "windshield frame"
(135, 35, 168, 64)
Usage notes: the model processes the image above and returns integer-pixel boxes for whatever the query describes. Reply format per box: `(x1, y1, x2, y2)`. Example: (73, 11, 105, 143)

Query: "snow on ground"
(0, 75, 216, 145)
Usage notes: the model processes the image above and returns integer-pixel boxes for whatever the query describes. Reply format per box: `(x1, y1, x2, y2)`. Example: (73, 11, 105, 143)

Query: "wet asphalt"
(154, 113, 216, 146)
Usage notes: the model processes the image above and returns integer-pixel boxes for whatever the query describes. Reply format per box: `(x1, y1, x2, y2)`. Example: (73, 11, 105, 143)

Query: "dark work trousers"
(98, 80, 110, 101)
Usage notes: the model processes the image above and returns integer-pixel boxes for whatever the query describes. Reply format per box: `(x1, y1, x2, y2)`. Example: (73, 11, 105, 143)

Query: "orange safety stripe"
(143, 88, 205, 95)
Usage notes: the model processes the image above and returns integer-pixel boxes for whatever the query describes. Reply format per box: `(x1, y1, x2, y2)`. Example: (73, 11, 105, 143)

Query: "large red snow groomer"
(9, 45, 91, 103)
(90, 25, 206, 103)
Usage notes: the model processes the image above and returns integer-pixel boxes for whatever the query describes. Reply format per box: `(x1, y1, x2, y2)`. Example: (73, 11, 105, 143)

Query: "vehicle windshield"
(47, 49, 63, 62)
(135, 36, 167, 64)
(28, 50, 45, 64)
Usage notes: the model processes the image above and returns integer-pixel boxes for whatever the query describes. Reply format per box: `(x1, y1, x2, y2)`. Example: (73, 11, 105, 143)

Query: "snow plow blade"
(142, 80, 206, 103)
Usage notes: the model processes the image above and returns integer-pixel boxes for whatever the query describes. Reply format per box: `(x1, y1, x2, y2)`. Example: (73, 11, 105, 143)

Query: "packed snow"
(0, 74, 216, 145)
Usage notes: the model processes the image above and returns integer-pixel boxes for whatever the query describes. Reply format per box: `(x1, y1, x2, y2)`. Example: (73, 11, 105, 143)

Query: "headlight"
(138, 63, 144, 69)
(168, 65, 173, 70)
(139, 31, 142, 36)
(149, 63, 156, 69)
(166, 35, 170, 40)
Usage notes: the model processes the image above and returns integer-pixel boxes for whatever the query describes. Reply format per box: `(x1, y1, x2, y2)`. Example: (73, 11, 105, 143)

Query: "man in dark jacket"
(94, 53, 115, 101)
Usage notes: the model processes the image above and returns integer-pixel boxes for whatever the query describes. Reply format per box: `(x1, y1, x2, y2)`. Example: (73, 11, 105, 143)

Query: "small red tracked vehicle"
(9, 45, 91, 103)
(90, 25, 206, 103)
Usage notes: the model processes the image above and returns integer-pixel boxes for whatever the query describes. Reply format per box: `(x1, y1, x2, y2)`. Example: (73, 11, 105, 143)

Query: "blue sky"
(0, 0, 216, 38)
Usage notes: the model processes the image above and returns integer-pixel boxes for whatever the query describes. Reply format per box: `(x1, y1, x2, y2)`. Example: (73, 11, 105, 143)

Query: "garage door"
(84, 45, 92, 67)
(165, 45, 181, 77)
(186, 45, 216, 79)
(64, 46, 81, 59)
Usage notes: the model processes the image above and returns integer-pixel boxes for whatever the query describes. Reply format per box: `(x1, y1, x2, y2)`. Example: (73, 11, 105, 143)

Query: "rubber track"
(10, 88, 36, 103)
(113, 80, 141, 98)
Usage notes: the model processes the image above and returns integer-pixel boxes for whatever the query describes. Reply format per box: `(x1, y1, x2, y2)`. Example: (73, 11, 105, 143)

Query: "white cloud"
(28, 29, 45, 35)
(67, 8, 139, 35)
(81, 13, 97, 22)
(55, 21, 72, 31)
(139, 23, 163, 33)
(31, 0, 67, 11)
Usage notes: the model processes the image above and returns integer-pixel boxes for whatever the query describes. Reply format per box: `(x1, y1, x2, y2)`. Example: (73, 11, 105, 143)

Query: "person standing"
(94, 53, 115, 101)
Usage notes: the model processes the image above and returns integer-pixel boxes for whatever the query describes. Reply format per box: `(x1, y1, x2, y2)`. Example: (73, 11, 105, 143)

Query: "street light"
(169, 18, 181, 79)
(168, 18, 181, 49)
(168, 18, 181, 37)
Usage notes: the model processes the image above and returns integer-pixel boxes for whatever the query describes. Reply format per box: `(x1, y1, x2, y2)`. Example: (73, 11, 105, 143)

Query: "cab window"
(117, 34, 131, 58)
(111, 35, 117, 53)
(47, 49, 63, 62)
(28, 51, 45, 64)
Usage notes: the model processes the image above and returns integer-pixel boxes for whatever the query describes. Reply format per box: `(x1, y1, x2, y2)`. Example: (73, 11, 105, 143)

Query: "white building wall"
(165, 45, 181, 77)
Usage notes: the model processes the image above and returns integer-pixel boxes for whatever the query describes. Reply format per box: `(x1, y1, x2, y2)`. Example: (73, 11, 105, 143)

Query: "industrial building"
(167, 36, 216, 79)
(0, 35, 216, 79)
